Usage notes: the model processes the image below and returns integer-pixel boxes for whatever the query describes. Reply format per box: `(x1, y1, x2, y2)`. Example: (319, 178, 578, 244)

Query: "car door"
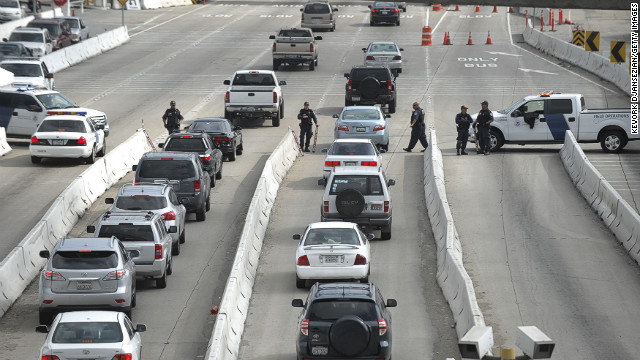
(123, 315, 142, 359)
(11, 93, 42, 136)
(169, 190, 186, 234)
(85, 118, 100, 150)
(41, 62, 53, 90)
(544, 98, 576, 141)
(79, 18, 89, 40)
(508, 99, 549, 141)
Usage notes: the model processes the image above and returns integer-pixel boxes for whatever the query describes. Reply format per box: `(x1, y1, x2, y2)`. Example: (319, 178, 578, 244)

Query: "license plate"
(76, 281, 92, 290)
(352, 96, 360, 102)
(323, 255, 340, 263)
(382, 10, 388, 14)
(52, 139, 65, 146)
(356, 127, 366, 132)
(345, 161, 357, 166)
(371, 204, 383, 210)
(312, 346, 329, 355)
(285, 55, 301, 59)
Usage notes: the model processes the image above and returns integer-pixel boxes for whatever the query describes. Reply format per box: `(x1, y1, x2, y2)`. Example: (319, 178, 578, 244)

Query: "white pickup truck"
(223, 70, 286, 127)
(269, 27, 322, 71)
(471, 92, 635, 153)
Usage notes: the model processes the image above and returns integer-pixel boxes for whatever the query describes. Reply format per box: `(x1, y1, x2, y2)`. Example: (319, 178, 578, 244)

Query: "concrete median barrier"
(0, 127, 11, 156)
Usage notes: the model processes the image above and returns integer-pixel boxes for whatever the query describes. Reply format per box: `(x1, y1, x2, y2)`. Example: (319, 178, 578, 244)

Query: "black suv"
(187, 118, 243, 161)
(292, 282, 397, 359)
(159, 130, 223, 183)
(132, 152, 211, 222)
(344, 65, 397, 113)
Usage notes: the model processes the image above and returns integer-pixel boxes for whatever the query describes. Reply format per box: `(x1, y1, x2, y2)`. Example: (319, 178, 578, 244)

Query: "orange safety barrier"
(475, 5, 480, 12)
(421, 26, 432, 46)
(432, 3, 441, 11)
(508, 7, 513, 13)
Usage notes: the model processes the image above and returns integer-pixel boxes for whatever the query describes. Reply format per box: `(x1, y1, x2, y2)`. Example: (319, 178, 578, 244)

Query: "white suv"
(318, 167, 395, 240)
(6, 27, 53, 57)
(0, 57, 54, 90)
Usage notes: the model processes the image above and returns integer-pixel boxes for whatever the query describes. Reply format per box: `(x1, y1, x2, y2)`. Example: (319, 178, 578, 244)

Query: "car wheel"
(489, 128, 504, 151)
(156, 270, 167, 288)
(273, 59, 279, 71)
(315, 57, 318, 67)
(370, 20, 374, 26)
(600, 130, 625, 153)
(216, 163, 222, 180)
(97, 139, 106, 157)
(296, 275, 306, 289)
(124, 309, 132, 319)
(236, 144, 243, 155)
(166, 257, 173, 275)
(172, 239, 180, 256)
(396, 19, 400, 26)
(85, 147, 96, 164)
(279, 101, 285, 119)
(330, 316, 370, 356)
(205, 195, 211, 212)
(336, 189, 366, 217)
(229, 145, 237, 161)
(210, 172, 216, 188)
(131, 288, 137, 307)
(388, 99, 396, 114)
(179, 228, 186, 244)
(330, 24, 335, 32)
(381, 142, 389, 152)
(196, 209, 206, 222)
(224, 110, 231, 120)
(381, 226, 391, 240)
(31, 156, 41, 164)
(39, 311, 55, 325)
(309, 60, 315, 71)
(362, 272, 369, 283)
(272, 114, 280, 127)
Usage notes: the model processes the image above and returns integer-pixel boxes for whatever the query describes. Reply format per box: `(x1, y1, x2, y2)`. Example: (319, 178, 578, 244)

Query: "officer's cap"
(170, 100, 176, 105)
(304, 101, 310, 106)
(461, 105, 468, 109)
(481, 100, 488, 105)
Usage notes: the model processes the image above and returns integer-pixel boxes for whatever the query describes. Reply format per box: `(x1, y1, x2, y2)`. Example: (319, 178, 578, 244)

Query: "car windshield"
(52, 251, 117, 269)
(115, 196, 167, 210)
(351, 68, 389, 81)
(330, 175, 383, 195)
(373, 1, 396, 8)
(341, 109, 381, 121)
(36, 93, 77, 109)
(329, 142, 375, 155)
(304, 228, 360, 246)
(1, 63, 42, 77)
(38, 119, 86, 133)
(52, 322, 123, 344)
(64, 19, 80, 29)
(138, 160, 195, 180)
(0, 44, 20, 55)
(233, 73, 275, 86)
(0, 0, 19, 8)
(369, 43, 397, 52)
(32, 23, 60, 36)
(309, 300, 377, 321)
(164, 138, 207, 152)
(500, 98, 526, 114)
(191, 121, 229, 132)
(9, 32, 44, 43)
(98, 224, 155, 242)
(304, 3, 330, 13)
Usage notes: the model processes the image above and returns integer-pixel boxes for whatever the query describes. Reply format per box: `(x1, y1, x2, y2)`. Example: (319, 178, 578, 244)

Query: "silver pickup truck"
(269, 27, 322, 71)
(223, 70, 286, 127)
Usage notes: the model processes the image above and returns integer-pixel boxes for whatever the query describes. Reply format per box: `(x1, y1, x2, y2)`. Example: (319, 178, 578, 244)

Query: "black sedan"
(368, 1, 400, 26)
(188, 118, 243, 161)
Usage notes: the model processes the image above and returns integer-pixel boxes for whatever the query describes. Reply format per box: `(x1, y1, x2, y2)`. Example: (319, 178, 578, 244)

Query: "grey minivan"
(300, 1, 338, 31)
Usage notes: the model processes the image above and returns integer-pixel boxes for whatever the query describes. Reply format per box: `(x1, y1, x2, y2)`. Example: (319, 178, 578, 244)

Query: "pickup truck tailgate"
(228, 85, 276, 106)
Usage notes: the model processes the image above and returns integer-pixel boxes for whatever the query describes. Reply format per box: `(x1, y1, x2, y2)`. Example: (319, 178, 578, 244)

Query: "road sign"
(118, 0, 127, 5)
(53, 0, 66, 6)
(572, 30, 585, 47)
(585, 31, 600, 52)
(610, 41, 626, 63)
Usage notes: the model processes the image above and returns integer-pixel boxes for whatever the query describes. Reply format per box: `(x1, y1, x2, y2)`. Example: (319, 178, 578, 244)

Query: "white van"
(0, 88, 109, 137)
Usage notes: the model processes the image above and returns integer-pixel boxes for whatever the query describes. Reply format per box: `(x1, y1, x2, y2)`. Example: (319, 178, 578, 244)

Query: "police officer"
(162, 100, 184, 135)
(472, 100, 494, 155)
(455, 105, 473, 155)
(297, 101, 318, 152)
(403, 102, 428, 152)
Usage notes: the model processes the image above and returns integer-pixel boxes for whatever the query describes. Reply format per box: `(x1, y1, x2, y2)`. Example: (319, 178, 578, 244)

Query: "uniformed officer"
(473, 100, 494, 155)
(162, 100, 184, 135)
(403, 102, 428, 152)
(297, 101, 318, 152)
(455, 105, 473, 155)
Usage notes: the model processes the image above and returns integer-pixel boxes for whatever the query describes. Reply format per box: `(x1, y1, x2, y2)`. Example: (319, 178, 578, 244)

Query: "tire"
(370, 20, 375, 26)
(600, 130, 625, 153)
(362, 272, 369, 283)
(224, 110, 231, 120)
(171, 239, 180, 256)
(388, 99, 396, 114)
(360, 77, 381, 100)
(315, 57, 318, 67)
(336, 189, 366, 217)
(272, 115, 280, 127)
(381, 142, 389, 152)
(309, 60, 315, 71)
(210, 172, 216, 188)
(196, 209, 206, 222)
(39, 311, 55, 325)
(166, 257, 173, 275)
(131, 288, 137, 307)
(179, 228, 186, 244)
(330, 316, 370, 356)
(295, 275, 306, 289)
(31, 156, 41, 164)
(86, 147, 96, 164)
(488, 128, 504, 151)
(215, 163, 222, 180)
(272, 59, 279, 71)
(345, 99, 353, 106)
(205, 195, 211, 212)
(97, 140, 106, 157)
(156, 270, 167, 289)
(279, 101, 284, 119)
(229, 144, 237, 161)
(381, 226, 391, 240)
(330, 24, 335, 32)
(236, 144, 243, 155)
(396, 19, 400, 26)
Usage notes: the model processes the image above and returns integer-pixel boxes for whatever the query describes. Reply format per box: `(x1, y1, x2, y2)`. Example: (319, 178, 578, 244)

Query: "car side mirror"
(318, 178, 326, 186)
(299, 8, 303, 11)
(367, 233, 375, 240)
(168, 226, 177, 233)
(158, 143, 164, 148)
(223, 80, 230, 85)
(333, 7, 338, 11)
(45, 73, 53, 78)
(343, 73, 350, 78)
(385, 114, 391, 118)
(386, 299, 397, 307)
(233, 125, 242, 131)
(387, 179, 396, 186)
(315, 36, 322, 40)
(293, 234, 301, 240)
(132, 165, 138, 171)
(399, 48, 404, 51)
(2, 38, 7, 42)
(87, 225, 96, 233)
(269, 35, 275, 39)
(332, 114, 339, 118)
(367, 4, 371, 8)
(279, 80, 287, 85)
(39, 250, 50, 258)
(292, 299, 304, 307)
(27, 105, 42, 112)
(362, 48, 366, 52)
(35, 325, 49, 333)
(105, 198, 114, 204)
(135, 324, 147, 332)
(321, 148, 328, 153)
(512, 110, 522, 117)
(380, 149, 386, 153)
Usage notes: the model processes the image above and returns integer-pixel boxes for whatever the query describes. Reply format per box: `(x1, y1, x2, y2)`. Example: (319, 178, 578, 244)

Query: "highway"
(0, 2, 636, 359)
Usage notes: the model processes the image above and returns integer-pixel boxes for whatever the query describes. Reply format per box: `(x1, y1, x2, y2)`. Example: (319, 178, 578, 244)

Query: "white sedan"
(30, 112, 107, 164)
(294, 222, 373, 288)
(36, 311, 146, 360)
(321, 138, 384, 179)
(362, 41, 404, 74)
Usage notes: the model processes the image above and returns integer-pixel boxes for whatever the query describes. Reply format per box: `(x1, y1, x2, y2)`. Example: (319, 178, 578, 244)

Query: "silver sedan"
(333, 106, 390, 151)
(362, 41, 404, 74)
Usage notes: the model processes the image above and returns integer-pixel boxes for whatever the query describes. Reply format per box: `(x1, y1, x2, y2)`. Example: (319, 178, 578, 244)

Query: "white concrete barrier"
(0, 128, 11, 156)
(0, 128, 155, 319)
(204, 131, 300, 360)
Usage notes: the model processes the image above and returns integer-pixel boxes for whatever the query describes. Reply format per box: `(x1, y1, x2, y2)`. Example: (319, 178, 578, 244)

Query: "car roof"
(308, 221, 359, 230)
(0, 58, 43, 65)
(0, 87, 56, 95)
(59, 311, 120, 323)
(12, 27, 48, 33)
(332, 166, 383, 175)
(331, 138, 375, 144)
(118, 183, 169, 196)
(342, 105, 381, 111)
(58, 237, 116, 251)
(29, 18, 66, 24)
(41, 115, 88, 122)
(98, 211, 159, 223)
(313, 282, 375, 299)
(192, 118, 228, 122)
(140, 151, 197, 160)
(369, 41, 397, 46)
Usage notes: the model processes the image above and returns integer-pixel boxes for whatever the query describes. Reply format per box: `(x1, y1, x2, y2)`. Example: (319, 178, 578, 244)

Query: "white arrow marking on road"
(518, 68, 557, 75)
(486, 51, 522, 57)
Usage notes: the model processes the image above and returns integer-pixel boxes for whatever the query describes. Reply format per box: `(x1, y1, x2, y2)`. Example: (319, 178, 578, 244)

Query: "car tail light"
(115, 299, 126, 303)
(378, 319, 387, 336)
(182, 136, 192, 139)
(310, 43, 314, 52)
(272, 42, 276, 52)
(194, 180, 201, 193)
(111, 355, 132, 360)
(354, 254, 367, 265)
(155, 244, 162, 259)
(361, 161, 377, 166)
(300, 319, 309, 336)
(393, 55, 401, 60)
(225, 91, 230, 103)
(214, 136, 232, 141)
(330, 13, 333, 21)
(162, 211, 176, 220)
(373, 125, 385, 131)
(387, 79, 393, 91)
(134, 179, 140, 185)
(392, 8, 399, 13)
(371, 9, 377, 13)
(325, 161, 340, 167)
(273, 91, 278, 104)
(42, 356, 61, 360)
(337, 125, 349, 132)
(31, 136, 40, 145)
(76, 136, 87, 146)
(366, 55, 375, 60)
(200, 155, 211, 161)
(384, 201, 389, 212)
(323, 201, 329, 213)
(297, 255, 310, 266)
(44, 271, 65, 281)
(160, 158, 173, 160)
(103, 270, 126, 281)
(43, 300, 53, 304)
(301, 13, 304, 21)
(347, 79, 352, 91)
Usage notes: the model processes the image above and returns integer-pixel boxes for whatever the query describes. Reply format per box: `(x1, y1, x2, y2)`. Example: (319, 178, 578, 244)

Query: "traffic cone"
(421, 26, 432, 46)
(467, 32, 473, 45)
(492, 5, 497, 13)
(485, 30, 492, 44)
(445, 32, 452, 45)
(475, 5, 480, 12)
(454, 5, 460, 11)
(508, 7, 513, 13)
(443, 32, 448, 45)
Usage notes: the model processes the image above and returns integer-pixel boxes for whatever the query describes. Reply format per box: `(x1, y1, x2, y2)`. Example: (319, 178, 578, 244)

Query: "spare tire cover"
(330, 315, 370, 356)
(336, 189, 366, 217)
(360, 76, 381, 99)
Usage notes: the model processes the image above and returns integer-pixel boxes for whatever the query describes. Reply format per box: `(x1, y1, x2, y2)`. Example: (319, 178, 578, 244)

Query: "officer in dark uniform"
(403, 102, 428, 152)
(297, 101, 318, 152)
(455, 105, 473, 155)
(473, 100, 494, 155)
(162, 100, 184, 135)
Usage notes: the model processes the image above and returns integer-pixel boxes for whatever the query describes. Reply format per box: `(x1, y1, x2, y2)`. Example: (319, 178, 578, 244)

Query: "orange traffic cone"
(445, 32, 452, 45)
(475, 5, 480, 12)
(454, 5, 460, 11)
(492, 5, 497, 13)
(467, 32, 473, 45)
(443, 32, 448, 45)
(486, 30, 492, 45)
